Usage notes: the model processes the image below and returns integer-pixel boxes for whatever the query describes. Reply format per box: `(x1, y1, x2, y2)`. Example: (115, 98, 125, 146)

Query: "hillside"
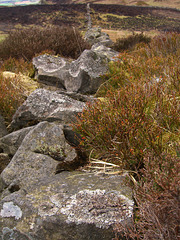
(0, 3, 179, 37)
(51, 0, 180, 9)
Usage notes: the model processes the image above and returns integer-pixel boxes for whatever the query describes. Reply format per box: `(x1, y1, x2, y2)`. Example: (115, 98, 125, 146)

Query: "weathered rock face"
(64, 49, 108, 94)
(0, 171, 133, 240)
(84, 27, 113, 47)
(32, 55, 70, 89)
(1, 121, 85, 194)
(0, 115, 8, 138)
(0, 126, 34, 157)
(10, 89, 86, 130)
(91, 43, 119, 61)
(33, 46, 118, 94)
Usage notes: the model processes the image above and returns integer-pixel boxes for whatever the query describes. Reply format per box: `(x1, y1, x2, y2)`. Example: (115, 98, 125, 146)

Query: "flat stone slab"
(0, 171, 133, 240)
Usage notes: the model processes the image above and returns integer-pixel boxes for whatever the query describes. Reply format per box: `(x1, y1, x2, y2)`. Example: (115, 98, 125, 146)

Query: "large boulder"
(0, 121, 85, 194)
(63, 49, 109, 93)
(9, 89, 86, 130)
(0, 115, 8, 138)
(33, 47, 118, 94)
(0, 171, 133, 240)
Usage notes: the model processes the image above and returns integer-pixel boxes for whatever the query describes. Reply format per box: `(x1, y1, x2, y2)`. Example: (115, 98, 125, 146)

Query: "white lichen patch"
(0, 202, 22, 220)
(60, 189, 133, 229)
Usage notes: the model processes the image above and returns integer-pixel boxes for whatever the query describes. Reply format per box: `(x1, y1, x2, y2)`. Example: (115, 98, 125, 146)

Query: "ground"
(0, 3, 179, 42)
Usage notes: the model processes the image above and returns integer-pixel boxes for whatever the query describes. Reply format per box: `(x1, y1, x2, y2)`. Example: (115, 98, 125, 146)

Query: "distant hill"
(51, 0, 180, 10)
(0, 0, 39, 6)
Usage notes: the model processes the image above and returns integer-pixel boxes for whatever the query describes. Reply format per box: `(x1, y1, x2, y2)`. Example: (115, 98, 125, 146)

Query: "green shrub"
(111, 32, 151, 52)
(0, 26, 90, 61)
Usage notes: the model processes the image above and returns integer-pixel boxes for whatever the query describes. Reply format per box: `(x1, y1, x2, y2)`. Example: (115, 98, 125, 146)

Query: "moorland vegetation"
(74, 32, 180, 239)
(0, 24, 179, 239)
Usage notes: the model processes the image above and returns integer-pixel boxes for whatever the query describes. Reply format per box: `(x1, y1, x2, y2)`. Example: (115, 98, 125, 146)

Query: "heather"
(75, 33, 179, 170)
(114, 152, 180, 240)
(111, 32, 151, 52)
(74, 33, 180, 239)
(0, 25, 90, 60)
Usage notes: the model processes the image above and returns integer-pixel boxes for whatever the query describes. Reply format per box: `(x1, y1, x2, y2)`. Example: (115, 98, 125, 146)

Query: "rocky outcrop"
(10, 89, 86, 130)
(0, 171, 133, 240)
(0, 121, 133, 240)
(33, 46, 118, 94)
(0, 115, 8, 138)
(63, 49, 108, 94)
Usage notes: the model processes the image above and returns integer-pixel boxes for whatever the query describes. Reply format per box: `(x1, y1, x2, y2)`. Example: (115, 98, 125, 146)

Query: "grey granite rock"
(0, 171, 133, 240)
(10, 89, 86, 130)
(1, 122, 85, 192)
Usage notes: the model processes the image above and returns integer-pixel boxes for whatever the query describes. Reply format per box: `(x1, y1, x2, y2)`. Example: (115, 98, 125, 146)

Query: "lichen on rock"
(60, 189, 133, 229)
(0, 201, 22, 220)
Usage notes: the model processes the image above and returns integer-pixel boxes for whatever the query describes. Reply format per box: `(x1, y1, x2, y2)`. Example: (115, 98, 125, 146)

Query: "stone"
(0, 114, 8, 138)
(0, 171, 133, 240)
(0, 126, 34, 156)
(91, 43, 119, 61)
(9, 89, 86, 130)
(1, 122, 85, 193)
(32, 46, 118, 94)
(32, 54, 70, 89)
(63, 49, 109, 94)
(84, 27, 113, 47)
(56, 90, 96, 103)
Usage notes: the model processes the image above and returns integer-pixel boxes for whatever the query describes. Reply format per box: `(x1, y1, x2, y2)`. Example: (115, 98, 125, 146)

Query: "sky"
(0, 0, 40, 6)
